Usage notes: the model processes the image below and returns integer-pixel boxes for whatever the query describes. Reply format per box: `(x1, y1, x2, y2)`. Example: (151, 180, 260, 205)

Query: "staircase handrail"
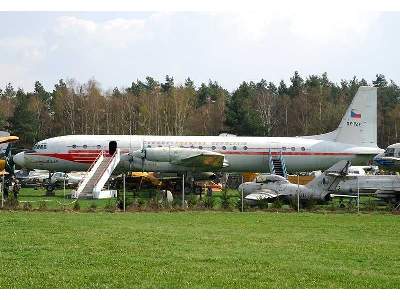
(72, 150, 105, 198)
(92, 148, 120, 191)
(279, 149, 288, 179)
(268, 147, 275, 174)
(75, 150, 104, 187)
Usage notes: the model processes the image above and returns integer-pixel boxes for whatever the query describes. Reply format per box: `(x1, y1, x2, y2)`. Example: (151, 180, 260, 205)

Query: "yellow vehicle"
(0, 135, 19, 174)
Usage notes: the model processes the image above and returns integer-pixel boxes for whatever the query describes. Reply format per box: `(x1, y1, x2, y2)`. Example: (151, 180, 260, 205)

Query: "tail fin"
(334, 86, 377, 147)
(304, 86, 377, 147)
(306, 160, 351, 189)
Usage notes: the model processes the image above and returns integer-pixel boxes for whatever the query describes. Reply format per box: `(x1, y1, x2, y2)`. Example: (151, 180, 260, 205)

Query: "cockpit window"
(385, 148, 395, 157)
(255, 174, 288, 184)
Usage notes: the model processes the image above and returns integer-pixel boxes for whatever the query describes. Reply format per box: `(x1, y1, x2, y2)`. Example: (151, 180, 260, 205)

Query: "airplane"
(373, 143, 400, 172)
(13, 86, 383, 177)
(238, 160, 350, 205)
(239, 160, 400, 206)
(0, 134, 19, 175)
(15, 169, 85, 187)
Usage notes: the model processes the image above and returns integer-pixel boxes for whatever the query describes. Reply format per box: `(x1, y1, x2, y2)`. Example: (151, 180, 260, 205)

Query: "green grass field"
(0, 211, 399, 288)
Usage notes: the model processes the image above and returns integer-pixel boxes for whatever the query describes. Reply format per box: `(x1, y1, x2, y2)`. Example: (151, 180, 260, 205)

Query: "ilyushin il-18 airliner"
(14, 86, 383, 174)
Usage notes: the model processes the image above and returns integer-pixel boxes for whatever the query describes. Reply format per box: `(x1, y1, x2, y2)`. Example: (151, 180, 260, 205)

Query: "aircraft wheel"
(46, 184, 55, 192)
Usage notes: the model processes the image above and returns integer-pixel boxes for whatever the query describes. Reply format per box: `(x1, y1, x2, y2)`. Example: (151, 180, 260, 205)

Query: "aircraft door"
(109, 141, 117, 155)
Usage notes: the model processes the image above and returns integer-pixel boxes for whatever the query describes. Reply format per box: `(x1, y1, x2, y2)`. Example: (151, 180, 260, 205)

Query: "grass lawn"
(0, 211, 399, 288)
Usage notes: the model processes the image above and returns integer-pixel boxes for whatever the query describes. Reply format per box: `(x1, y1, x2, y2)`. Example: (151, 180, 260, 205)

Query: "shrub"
(73, 201, 80, 211)
(235, 198, 249, 212)
(172, 197, 183, 208)
(302, 198, 316, 210)
(147, 197, 160, 210)
(23, 202, 32, 211)
(137, 197, 146, 208)
(257, 197, 269, 209)
(88, 202, 97, 212)
(4, 193, 19, 210)
(187, 194, 198, 209)
(38, 200, 47, 211)
(364, 198, 377, 211)
(289, 198, 299, 211)
(220, 189, 233, 210)
(203, 195, 215, 209)
(271, 199, 282, 209)
(104, 200, 116, 212)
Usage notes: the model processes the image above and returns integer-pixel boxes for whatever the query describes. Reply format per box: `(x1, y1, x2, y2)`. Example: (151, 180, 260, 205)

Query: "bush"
(289, 198, 299, 211)
(137, 197, 146, 208)
(23, 202, 32, 211)
(147, 197, 160, 210)
(38, 200, 47, 211)
(271, 199, 282, 209)
(88, 202, 97, 212)
(302, 198, 316, 210)
(220, 189, 233, 210)
(203, 195, 215, 209)
(4, 193, 19, 210)
(346, 200, 355, 212)
(104, 200, 116, 212)
(73, 201, 80, 211)
(235, 198, 249, 211)
(187, 194, 198, 209)
(257, 197, 269, 209)
(364, 198, 377, 211)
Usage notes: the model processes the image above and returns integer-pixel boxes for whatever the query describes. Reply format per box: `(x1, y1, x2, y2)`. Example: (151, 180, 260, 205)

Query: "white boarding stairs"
(72, 149, 120, 199)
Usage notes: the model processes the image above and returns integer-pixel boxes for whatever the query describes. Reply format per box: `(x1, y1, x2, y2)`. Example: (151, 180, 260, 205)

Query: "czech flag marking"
(350, 109, 361, 119)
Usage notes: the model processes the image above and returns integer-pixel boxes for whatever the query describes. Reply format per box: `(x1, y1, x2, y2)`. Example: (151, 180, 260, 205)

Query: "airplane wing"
(0, 136, 19, 145)
(173, 152, 226, 169)
(244, 189, 279, 201)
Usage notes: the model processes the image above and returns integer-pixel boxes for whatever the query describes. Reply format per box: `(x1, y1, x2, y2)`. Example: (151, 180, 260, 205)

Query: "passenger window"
(72, 145, 77, 149)
(243, 146, 248, 150)
(97, 145, 101, 149)
(199, 146, 203, 150)
(301, 147, 305, 151)
(233, 146, 237, 150)
(83, 145, 87, 149)
(212, 146, 216, 150)
(222, 146, 226, 150)
(291, 147, 295, 151)
(282, 147, 287, 151)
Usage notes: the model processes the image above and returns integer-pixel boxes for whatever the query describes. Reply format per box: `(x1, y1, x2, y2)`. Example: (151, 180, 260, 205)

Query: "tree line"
(1, 72, 399, 149)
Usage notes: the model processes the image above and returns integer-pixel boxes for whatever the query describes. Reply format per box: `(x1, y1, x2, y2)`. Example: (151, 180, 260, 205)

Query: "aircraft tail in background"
(304, 86, 378, 147)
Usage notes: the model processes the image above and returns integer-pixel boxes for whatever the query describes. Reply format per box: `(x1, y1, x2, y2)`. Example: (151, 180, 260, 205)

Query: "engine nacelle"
(133, 147, 221, 163)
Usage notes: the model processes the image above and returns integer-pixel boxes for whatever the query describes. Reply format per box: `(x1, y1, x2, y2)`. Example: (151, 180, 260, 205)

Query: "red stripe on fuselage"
(30, 151, 355, 164)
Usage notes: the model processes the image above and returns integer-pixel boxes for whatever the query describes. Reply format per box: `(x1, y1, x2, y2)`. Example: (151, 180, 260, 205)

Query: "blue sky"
(0, 11, 399, 92)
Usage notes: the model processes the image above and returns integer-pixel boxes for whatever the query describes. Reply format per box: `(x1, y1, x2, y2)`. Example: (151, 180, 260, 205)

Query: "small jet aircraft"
(239, 160, 400, 205)
(14, 86, 383, 175)
(239, 160, 350, 205)
(373, 143, 400, 172)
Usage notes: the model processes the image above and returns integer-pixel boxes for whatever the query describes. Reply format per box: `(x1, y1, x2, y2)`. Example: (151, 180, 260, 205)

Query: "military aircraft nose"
(13, 151, 25, 168)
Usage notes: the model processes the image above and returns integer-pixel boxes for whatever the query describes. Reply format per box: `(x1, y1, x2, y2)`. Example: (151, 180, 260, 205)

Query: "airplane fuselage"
(15, 135, 382, 173)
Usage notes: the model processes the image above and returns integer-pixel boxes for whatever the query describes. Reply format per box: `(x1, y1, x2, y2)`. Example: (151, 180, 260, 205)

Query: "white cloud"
(53, 16, 148, 49)
(212, 11, 381, 45)
(288, 11, 381, 44)
(0, 36, 46, 62)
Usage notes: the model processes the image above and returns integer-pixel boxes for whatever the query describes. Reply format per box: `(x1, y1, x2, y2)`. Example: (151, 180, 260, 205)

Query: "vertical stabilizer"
(334, 86, 377, 146)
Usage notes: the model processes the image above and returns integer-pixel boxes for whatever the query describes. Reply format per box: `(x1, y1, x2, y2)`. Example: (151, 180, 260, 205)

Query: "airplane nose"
(13, 151, 25, 168)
